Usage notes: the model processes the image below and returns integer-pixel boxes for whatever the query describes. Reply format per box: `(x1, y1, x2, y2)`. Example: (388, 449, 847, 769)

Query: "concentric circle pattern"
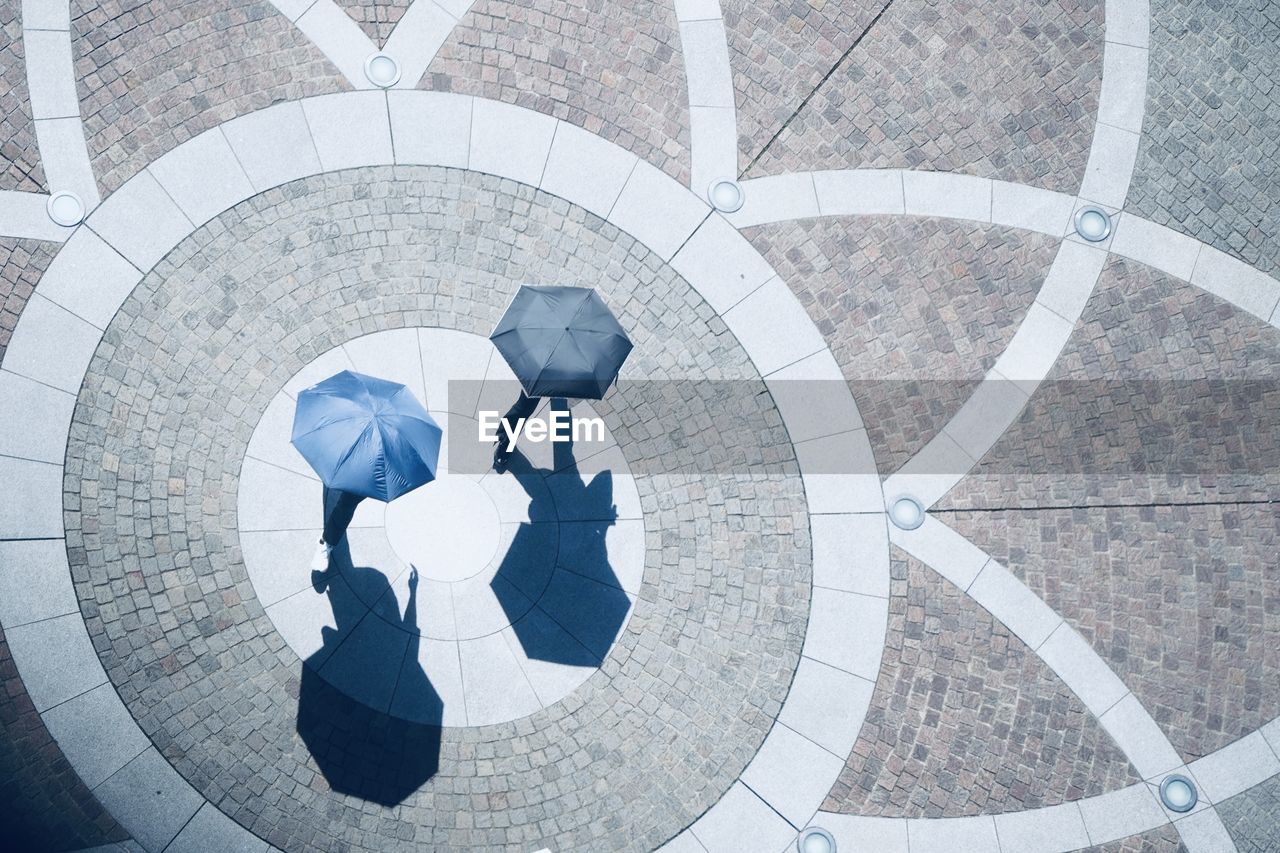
(238, 328, 646, 726)
(62, 166, 810, 851)
(2, 0, 1279, 850)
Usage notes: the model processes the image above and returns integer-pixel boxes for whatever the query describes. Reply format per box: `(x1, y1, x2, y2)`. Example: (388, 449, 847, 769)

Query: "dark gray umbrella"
(490, 285, 633, 399)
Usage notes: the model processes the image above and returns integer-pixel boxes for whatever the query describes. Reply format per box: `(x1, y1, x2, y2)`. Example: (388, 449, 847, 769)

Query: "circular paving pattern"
(63, 165, 811, 851)
(239, 328, 645, 725)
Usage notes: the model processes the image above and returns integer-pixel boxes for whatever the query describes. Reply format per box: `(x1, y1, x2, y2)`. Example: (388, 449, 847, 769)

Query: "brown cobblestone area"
(743, 0, 1103, 193)
(947, 504, 1280, 762)
(71, 0, 348, 196)
(745, 216, 1055, 474)
(424, 0, 690, 184)
(1126, 0, 1280, 276)
(1, 0, 46, 192)
(63, 166, 808, 851)
(0, 625, 129, 851)
(0, 238, 58, 367)
(941, 256, 1280, 510)
(723, 0, 879, 174)
(335, 0, 412, 46)
(1076, 825, 1186, 852)
(821, 551, 1138, 817)
(1220, 774, 1280, 853)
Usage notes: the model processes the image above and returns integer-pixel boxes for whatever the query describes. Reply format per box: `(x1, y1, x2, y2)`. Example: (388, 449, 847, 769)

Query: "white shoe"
(309, 539, 331, 572)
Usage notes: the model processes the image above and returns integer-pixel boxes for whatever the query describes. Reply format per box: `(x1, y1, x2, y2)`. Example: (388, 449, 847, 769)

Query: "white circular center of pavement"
(384, 477, 500, 582)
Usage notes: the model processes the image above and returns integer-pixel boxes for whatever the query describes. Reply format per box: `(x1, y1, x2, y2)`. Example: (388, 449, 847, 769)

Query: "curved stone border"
(0, 91, 887, 853)
(268, 0, 474, 90)
(674, 0, 738, 194)
(21, 0, 100, 209)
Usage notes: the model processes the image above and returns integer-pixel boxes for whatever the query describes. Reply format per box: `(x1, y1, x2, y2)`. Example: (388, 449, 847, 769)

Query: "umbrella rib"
(291, 411, 373, 444)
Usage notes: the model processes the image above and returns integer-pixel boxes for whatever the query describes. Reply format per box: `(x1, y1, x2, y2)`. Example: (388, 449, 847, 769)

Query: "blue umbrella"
(291, 370, 441, 501)
(490, 285, 633, 399)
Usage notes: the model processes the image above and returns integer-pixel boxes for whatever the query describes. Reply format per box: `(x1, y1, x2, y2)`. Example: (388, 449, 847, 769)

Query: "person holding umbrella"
(290, 370, 443, 571)
(489, 285, 633, 471)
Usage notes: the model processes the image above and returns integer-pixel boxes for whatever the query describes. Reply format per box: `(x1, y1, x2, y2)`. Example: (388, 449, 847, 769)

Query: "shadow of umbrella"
(296, 541, 442, 806)
(491, 400, 631, 667)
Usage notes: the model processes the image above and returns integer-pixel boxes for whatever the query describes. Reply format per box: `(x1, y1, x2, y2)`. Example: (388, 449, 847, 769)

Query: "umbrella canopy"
(490, 285, 633, 399)
(291, 370, 441, 501)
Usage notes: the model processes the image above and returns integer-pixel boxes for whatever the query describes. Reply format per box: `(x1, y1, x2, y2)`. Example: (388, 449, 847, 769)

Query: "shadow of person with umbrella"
(297, 544, 443, 805)
(491, 400, 630, 667)
(290, 370, 445, 805)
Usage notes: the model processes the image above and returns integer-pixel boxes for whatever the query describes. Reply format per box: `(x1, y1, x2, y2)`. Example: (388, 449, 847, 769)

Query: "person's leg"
(323, 487, 364, 546)
(313, 486, 364, 572)
(494, 392, 541, 468)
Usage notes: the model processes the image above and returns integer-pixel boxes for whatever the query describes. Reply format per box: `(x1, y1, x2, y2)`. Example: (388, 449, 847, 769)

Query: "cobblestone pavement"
(742, 0, 1103, 192)
(822, 552, 1138, 817)
(1084, 825, 1187, 852)
(1220, 774, 1280, 852)
(0, 0, 44, 192)
(72, 0, 347, 195)
(1126, 0, 1280, 276)
(745, 217, 1055, 474)
(947, 503, 1280, 763)
(942, 256, 1280, 509)
(336, 0, 412, 46)
(2, 0, 1280, 849)
(63, 167, 807, 851)
(425, 0, 690, 184)
(0, 238, 57, 364)
(0, 625, 130, 850)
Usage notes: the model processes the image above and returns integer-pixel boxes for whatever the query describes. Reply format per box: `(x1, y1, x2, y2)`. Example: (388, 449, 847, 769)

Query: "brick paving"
(1, 0, 46, 192)
(1220, 774, 1280, 853)
(822, 551, 1138, 816)
(71, 0, 348, 196)
(745, 216, 1056, 474)
(742, 0, 1103, 193)
(424, 0, 690, 184)
(62, 166, 808, 851)
(335, 0, 412, 46)
(941, 256, 1280, 509)
(947, 503, 1280, 763)
(1126, 0, 1280, 276)
(1081, 825, 1186, 852)
(0, 625, 129, 851)
(0, 238, 58, 367)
